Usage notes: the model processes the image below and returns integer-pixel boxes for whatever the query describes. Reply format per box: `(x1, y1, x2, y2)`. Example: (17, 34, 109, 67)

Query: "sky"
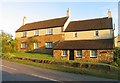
(0, 1, 119, 38)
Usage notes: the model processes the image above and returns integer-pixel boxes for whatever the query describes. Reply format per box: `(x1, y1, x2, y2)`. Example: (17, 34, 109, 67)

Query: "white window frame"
(22, 31, 27, 37)
(34, 42, 38, 49)
(34, 30, 39, 36)
(45, 42, 52, 48)
(76, 50, 82, 58)
(74, 32, 78, 38)
(90, 50, 98, 58)
(21, 42, 27, 48)
(94, 30, 99, 36)
(118, 41, 120, 47)
(61, 50, 68, 56)
(46, 28, 53, 35)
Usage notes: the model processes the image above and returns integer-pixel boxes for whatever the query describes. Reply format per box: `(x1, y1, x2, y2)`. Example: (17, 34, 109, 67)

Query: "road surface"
(1, 60, 119, 82)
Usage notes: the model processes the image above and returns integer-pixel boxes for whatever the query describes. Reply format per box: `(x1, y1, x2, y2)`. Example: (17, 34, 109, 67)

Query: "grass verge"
(2, 55, 119, 80)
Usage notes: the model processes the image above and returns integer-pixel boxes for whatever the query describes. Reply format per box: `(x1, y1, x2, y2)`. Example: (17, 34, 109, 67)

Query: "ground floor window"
(34, 42, 38, 49)
(90, 50, 98, 58)
(21, 42, 27, 48)
(76, 50, 82, 58)
(62, 50, 67, 56)
(45, 42, 52, 48)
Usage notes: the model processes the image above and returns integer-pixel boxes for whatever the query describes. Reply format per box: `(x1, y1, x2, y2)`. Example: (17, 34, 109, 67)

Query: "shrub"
(113, 47, 120, 66)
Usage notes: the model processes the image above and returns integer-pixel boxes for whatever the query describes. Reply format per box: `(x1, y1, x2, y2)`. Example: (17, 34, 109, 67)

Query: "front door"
(69, 50, 74, 60)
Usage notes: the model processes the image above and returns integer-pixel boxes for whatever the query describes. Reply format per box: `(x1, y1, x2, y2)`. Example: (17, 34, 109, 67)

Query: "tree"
(0, 31, 18, 53)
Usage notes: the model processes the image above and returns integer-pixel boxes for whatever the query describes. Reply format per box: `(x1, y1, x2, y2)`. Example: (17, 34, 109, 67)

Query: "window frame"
(94, 30, 99, 37)
(61, 50, 68, 56)
(90, 50, 98, 58)
(74, 32, 78, 38)
(22, 31, 27, 37)
(76, 50, 82, 58)
(46, 28, 53, 35)
(21, 42, 27, 49)
(45, 42, 52, 48)
(34, 30, 39, 36)
(34, 42, 38, 49)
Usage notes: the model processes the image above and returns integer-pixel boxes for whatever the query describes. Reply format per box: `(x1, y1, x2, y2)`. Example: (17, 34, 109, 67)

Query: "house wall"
(53, 50, 113, 62)
(17, 34, 65, 54)
(15, 27, 62, 38)
(114, 35, 120, 47)
(65, 29, 113, 40)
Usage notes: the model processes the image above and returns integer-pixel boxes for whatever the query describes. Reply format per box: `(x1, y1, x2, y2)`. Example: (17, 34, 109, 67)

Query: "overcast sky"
(0, 1, 119, 37)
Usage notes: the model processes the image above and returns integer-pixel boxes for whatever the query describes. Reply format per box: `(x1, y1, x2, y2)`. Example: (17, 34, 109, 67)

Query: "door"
(69, 50, 74, 60)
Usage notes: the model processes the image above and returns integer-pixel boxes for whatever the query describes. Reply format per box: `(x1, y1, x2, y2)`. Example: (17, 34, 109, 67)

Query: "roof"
(16, 17, 68, 32)
(54, 39, 114, 50)
(65, 17, 113, 32)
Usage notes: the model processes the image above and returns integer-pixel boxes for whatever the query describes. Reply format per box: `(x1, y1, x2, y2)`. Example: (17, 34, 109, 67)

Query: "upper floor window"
(46, 28, 53, 35)
(22, 31, 27, 37)
(34, 42, 38, 49)
(61, 50, 68, 56)
(90, 50, 97, 58)
(34, 30, 39, 36)
(74, 32, 78, 37)
(76, 50, 82, 58)
(94, 30, 99, 36)
(45, 42, 52, 48)
(21, 42, 27, 48)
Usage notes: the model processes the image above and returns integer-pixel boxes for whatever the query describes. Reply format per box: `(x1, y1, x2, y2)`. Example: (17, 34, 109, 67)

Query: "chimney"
(22, 16, 27, 25)
(67, 8, 71, 17)
(108, 9, 112, 18)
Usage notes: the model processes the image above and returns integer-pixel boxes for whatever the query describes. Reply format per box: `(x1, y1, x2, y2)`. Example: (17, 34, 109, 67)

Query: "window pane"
(34, 43, 38, 49)
(90, 50, 97, 57)
(22, 32, 26, 37)
(21, 43, 26, 48)
(62, 50, 67, 56)
(46, 29, 53, 35)
(76, 50, 82, 57)
(34, 30, 39, 36)
(46, 42, 52, 48)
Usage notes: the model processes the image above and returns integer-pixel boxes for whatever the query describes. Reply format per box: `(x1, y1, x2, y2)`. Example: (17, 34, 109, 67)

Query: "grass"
(2, 52, 120, 80)
(4, 58, 119, 80)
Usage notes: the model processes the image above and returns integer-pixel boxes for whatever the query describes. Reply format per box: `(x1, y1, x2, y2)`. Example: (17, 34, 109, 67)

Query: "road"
(1, 60, 119, 82)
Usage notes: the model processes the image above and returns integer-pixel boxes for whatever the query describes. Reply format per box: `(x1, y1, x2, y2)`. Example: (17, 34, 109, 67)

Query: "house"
(15, 9, 114, 62)
(114, 34, 120, 47)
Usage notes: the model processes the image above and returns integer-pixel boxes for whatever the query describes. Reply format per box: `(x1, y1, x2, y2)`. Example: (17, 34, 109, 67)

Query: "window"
(21, 42, 27, 48)
(34, 43, 38, 49)
(34, 30, 39, 36)
(94, 30, 99, 36)
(22, 31, 27, 37)
(62, 50, 67, 56)
(90, 50, 97, 58)
(46, 28, 53, 35)
(76, 50, 82, 58)
(118, 42, 120, 47)
(74, 32, 77, 37)
(45, 42, 52, 48)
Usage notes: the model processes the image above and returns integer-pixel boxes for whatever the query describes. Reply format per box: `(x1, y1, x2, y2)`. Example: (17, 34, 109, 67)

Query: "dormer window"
(94, 30, 99, 36)
(34, 30, 39, 36)
(22, 31, 27, 37)
(46, 28, 53, 35)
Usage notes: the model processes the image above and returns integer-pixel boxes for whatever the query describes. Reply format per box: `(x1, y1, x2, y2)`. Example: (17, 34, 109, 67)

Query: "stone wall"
(17, 34, 64, 54)
(53, 50, 113, 62)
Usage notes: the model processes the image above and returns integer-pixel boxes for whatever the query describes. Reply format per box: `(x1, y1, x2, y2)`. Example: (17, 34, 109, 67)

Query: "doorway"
(69, 50, 74, 60)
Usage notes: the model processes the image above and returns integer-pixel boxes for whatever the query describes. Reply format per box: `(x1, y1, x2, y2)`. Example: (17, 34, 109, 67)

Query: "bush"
(113, 47, 120, 66)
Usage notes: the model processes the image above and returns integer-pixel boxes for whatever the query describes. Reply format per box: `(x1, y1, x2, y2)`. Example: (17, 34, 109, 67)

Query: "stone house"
(114, 35, 120, 47)
(15, 9, 114, 62)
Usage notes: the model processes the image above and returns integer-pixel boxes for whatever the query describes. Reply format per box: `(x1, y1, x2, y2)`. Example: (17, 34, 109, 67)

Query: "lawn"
(2, 52, 120, 80)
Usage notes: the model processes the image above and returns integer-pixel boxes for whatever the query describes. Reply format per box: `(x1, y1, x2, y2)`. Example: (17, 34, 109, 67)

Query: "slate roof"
(54, 39, 114, 50)
(16, 17, 68, 32)
(65, 17, 113, 32)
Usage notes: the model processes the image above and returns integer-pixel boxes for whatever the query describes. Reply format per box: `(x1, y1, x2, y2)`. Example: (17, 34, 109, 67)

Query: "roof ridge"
(25, 16, 68, 25)
(70, 17, 109, 23)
